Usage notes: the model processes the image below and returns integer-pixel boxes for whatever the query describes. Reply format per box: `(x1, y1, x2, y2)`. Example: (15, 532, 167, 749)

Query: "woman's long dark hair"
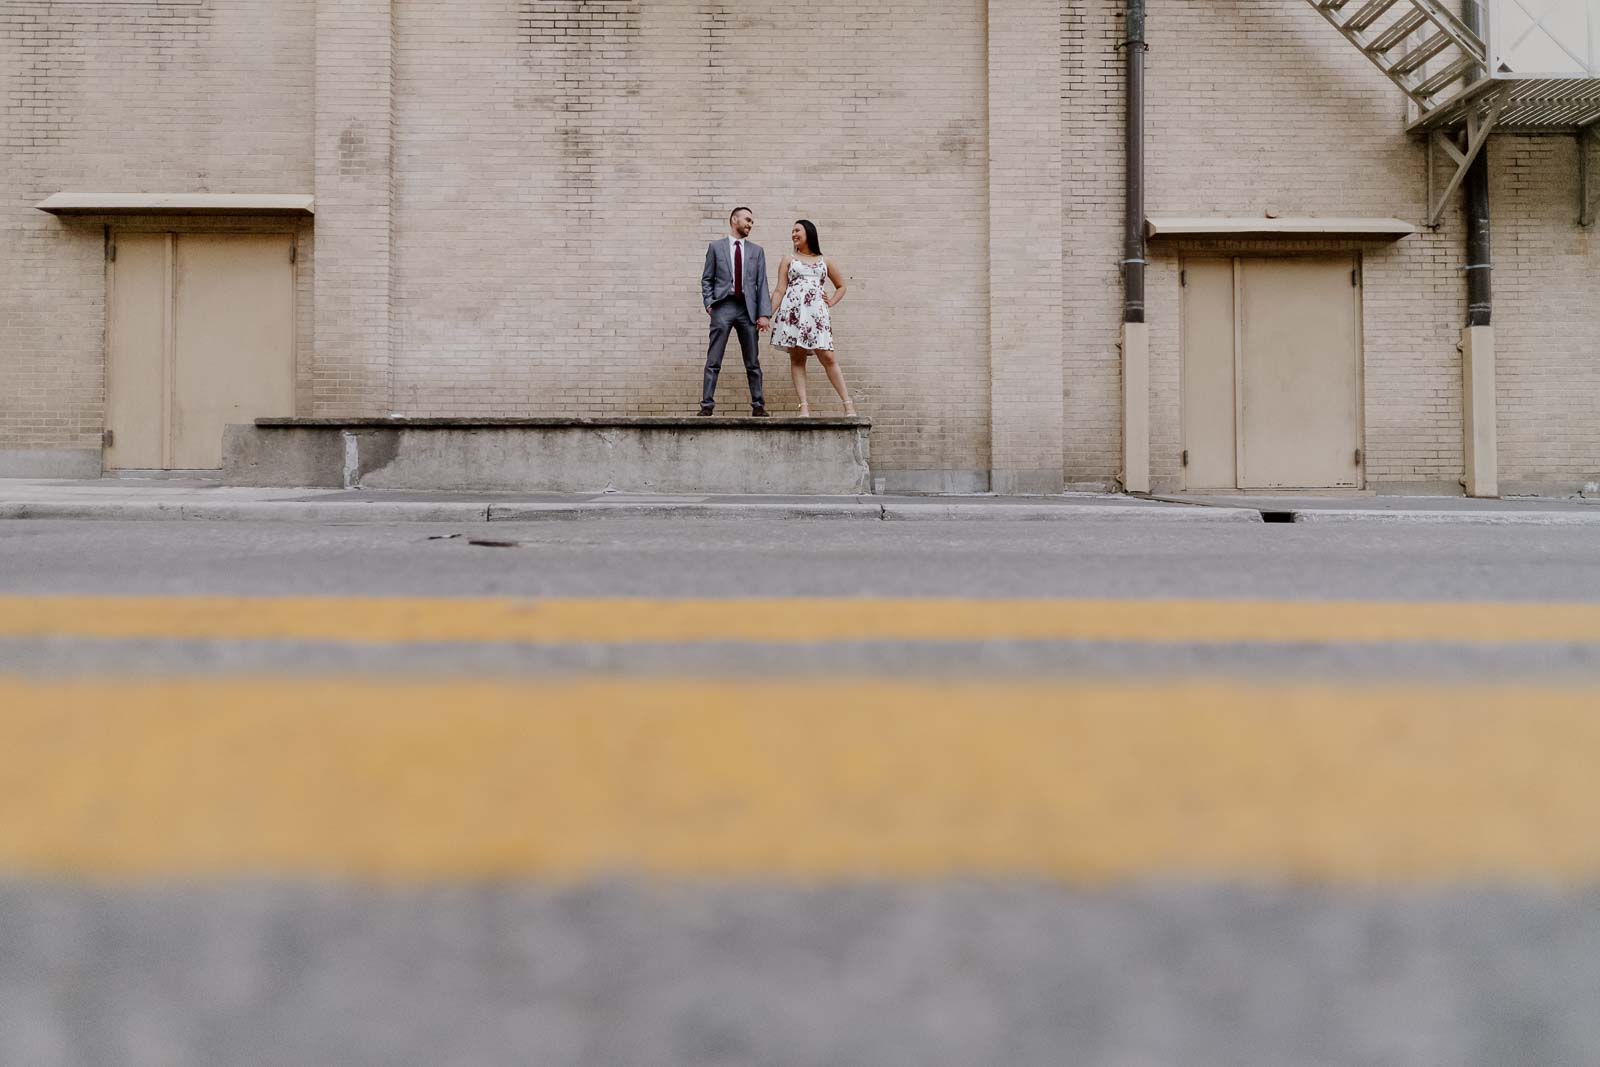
(795, 219, 822, 255)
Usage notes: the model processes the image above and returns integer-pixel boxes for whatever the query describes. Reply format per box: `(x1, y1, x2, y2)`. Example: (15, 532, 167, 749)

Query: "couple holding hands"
(699, 206, 855, 418)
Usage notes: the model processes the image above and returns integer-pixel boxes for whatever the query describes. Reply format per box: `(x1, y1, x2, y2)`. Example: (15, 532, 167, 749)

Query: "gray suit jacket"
(702, 239, 770, 322)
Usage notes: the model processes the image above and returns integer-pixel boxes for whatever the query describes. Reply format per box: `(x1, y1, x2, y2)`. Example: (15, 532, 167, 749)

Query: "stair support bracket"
(1426, 93, 1508, 228)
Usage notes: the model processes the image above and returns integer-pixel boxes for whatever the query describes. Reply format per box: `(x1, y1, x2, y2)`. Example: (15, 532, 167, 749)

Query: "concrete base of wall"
(1462, 325, 1499, 499)
(224, 417, 873, 495)
(1121, 323, 1151, 495)
(1501, 478, 1600, 499)
(991, 468, 1068, 496)
(875, 470, 992, 495)
(0, 449, 103, 479)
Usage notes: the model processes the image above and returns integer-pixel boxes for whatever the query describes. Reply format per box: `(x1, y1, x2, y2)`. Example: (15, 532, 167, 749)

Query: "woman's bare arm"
(770, 257, 791, 317)
(825, 260, 847, 308)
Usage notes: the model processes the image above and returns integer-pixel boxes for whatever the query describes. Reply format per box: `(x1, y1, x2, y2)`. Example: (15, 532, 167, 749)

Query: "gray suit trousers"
(703, 297, 764, 411)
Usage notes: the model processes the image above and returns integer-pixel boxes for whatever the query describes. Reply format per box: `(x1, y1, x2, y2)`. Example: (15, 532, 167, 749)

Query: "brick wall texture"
(3, 0, 1597, 490)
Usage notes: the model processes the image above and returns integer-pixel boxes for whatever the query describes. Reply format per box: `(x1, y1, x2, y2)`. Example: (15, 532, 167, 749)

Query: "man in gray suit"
(700, 206, 771, 416)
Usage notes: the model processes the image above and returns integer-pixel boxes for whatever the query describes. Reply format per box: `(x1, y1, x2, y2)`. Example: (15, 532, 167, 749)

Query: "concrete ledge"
(37, 192, 314, 217)
(1146, 216, 1417, 240)
(225, 417, 874, 495)
(223, 427, 346, 489)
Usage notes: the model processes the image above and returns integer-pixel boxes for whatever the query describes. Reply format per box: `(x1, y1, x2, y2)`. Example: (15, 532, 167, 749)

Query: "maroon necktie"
(733, 241, 743, 298)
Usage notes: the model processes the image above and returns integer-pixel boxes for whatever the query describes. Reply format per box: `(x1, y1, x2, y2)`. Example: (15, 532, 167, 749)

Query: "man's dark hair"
(795, 219, 822, 255)
(730, 206, 753, 222)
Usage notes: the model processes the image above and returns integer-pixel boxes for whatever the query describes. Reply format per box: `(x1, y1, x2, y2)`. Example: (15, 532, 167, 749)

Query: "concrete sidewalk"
(3, 479, 1599, 524)
(1155, 492, 1600, 526)
(0, 479, 1253, 524)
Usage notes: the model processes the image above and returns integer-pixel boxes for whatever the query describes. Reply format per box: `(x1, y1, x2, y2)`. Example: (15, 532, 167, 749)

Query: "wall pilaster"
(313, 0, 395, 415)
(987, 0, 1066, 494)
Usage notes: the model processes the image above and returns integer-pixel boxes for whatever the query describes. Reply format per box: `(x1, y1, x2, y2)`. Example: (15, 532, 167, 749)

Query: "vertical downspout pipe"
(1123, 0, 1148, 324)
(1464, 153, 1492, 324)
(1459, 0, 1497, 496)
(1119, 0, 1152, 493)
(1462, 1, 1491, 326)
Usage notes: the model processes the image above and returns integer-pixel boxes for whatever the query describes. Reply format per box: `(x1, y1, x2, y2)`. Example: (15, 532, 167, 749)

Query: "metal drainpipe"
(1462, 1, 1492, 326)
(1123, 0, 1147, 325)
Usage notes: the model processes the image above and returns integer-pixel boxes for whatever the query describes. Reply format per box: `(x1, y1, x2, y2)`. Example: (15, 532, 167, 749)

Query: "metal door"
(105, 234, 170, 469)
(171, 235, 296, 469)
(1181, 255, 1363, 490)
(1179, 258, 1239, 490)
(1237, 256, 1362, 489)
(106, 233, 295, 470)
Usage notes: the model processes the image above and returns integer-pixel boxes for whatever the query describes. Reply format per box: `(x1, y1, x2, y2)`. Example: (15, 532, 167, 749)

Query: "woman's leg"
(815, 350, 854, 414)
(788, 347, 810, 415)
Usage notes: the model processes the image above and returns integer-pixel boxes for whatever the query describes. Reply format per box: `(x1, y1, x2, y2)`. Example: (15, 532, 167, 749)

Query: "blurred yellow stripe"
(3, 596, 1600, 645)
(1, 677, 1597, 883)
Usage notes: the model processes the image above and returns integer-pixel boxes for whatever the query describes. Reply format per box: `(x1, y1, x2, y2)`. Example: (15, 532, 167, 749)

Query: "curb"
(487, 502, 1261, 523)
(0, 502, 490, 523)
(1289, 508, 1600, 526)
(0, 500, 1261, 524)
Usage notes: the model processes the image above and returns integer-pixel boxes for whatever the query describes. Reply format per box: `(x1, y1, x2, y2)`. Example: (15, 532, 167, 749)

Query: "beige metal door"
(1237, 256, 1362, 489)
(106, 234, 171, 469)
(1180, 258, 1238, 490)
(106, 233, 294, 470)
(1180, 255, 1363, 490)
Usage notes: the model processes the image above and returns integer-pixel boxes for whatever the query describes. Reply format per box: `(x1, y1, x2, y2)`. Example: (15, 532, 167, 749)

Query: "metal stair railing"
(1306, 0, 1600, 226)
(1307, 0, 1489, 117)
(1307, 0, 1509, 224)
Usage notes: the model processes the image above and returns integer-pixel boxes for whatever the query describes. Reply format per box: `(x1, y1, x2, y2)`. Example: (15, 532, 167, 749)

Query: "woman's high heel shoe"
(797, 402, 811, 417)
(843, 401, 857, 417)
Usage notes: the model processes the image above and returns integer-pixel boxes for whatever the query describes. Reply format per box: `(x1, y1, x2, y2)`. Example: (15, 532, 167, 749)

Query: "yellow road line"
(2, 677, 1597, 883)
(2, 596, 1600, 646)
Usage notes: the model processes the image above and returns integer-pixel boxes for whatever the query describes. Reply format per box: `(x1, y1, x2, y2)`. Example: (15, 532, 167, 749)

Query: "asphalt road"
(5, 515, 1600, 600)
(3, 515, 1599, 1067)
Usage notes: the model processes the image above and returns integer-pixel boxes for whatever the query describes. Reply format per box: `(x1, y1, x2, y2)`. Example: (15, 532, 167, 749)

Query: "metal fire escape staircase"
(1307, 0, 1600, 225)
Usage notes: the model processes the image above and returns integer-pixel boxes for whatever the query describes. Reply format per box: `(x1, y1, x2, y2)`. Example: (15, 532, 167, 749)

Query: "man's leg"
(733, 311, 765, 412)
(703, 300, 734, 412)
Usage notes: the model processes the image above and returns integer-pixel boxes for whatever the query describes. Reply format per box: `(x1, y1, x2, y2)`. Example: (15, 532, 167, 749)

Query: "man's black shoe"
(698, 407, 714, 416)
(751, 407, 769, 417)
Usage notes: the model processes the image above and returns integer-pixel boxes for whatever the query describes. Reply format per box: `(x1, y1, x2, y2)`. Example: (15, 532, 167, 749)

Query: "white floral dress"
(770, 257, 833, 352)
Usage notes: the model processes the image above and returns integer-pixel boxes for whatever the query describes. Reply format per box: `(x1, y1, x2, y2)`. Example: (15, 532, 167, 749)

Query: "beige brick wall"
(2, 0, 1596, 490)
(1492, 135, 1600, 488)
(1075, 0, 1598, 493)
(0, 0, 315, 472)
(1138, 0, 1469, 491)
(389, 0, 992, 488)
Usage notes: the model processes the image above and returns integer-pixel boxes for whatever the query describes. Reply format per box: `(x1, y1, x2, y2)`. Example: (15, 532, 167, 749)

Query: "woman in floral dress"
(769, 219, 854, 416)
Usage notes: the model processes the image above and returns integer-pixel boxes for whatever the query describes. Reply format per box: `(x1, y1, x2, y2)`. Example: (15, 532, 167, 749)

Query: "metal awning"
(1146, 216, 1418, 239)
(36, 193, 314, 216)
